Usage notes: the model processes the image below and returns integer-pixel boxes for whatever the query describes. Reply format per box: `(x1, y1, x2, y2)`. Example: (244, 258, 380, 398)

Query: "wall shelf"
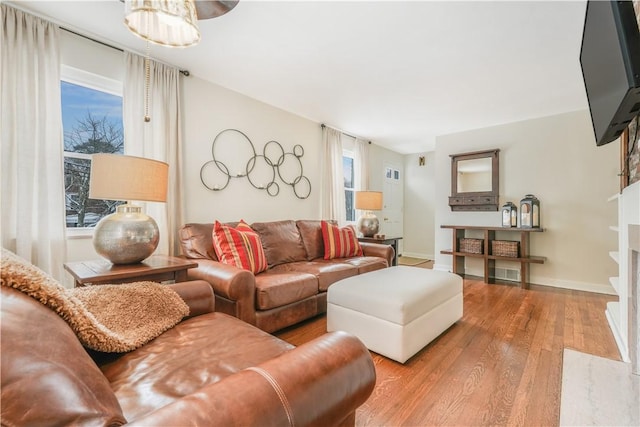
(440, 225, 545, 289)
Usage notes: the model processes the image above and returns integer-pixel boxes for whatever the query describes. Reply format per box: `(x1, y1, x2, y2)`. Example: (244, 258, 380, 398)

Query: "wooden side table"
(358, 236, 403, 266)
(64, 255, 198, 288)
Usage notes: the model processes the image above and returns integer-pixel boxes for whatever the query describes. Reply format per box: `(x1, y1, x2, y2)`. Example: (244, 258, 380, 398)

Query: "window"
(61, 67, 123, 229)
(343, 152, 355, 221)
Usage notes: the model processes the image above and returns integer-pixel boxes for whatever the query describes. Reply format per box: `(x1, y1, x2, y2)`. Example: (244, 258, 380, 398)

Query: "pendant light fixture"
(124, 0, 201, 48)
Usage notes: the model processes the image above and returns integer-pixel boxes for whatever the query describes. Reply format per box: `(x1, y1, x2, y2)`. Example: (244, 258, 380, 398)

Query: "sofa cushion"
(321, 221, 363, 260)
(274, 260, 359, 292)
(179, 222, 241, 261)
(1, 286, 126, 426)
(342, 256, 388, 274)
(254, 270, 318, 310)
(297, 219, 334, 260)
(212, 220, 268, 274)
(99, 312, 294, 422)
(251, 220, 308, 267)
(179, 223, 217, 260)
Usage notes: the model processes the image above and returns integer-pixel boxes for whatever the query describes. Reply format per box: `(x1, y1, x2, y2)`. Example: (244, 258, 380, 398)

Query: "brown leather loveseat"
(1, 280, 376, 426)
(179, 219, 394, 332)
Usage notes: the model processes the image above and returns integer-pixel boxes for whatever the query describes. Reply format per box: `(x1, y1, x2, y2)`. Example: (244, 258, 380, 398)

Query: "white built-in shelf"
(607, 193, 620, 202)
(609, 225, 620, 232)
(609, 251, 620, 264)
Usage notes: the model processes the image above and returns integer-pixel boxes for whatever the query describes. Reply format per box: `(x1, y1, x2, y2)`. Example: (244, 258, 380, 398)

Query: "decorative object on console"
(355, 191, 383, 237)
(211, 220, 268, 274)
(520, 194, 541, 228)
(501, 202, 518, 227)
(89, 154, 168, 264)
(200, 129, 311, 199)
(124, 0, 201, 47)
(459, 238, 483, 254)
(491, 240, 520, 258)
(449, 149, 499, 211)
(321, 221, 363, 260)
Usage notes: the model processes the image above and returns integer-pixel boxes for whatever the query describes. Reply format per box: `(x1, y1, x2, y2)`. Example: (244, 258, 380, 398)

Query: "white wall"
(60, 31, 123, 81)
(403, 151, 436, 259)
(434, 110, 619, 293)
(182, 76, 321, 224)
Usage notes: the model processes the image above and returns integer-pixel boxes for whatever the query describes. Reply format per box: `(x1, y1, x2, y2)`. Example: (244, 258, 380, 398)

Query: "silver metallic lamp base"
(357, 212, 380, 238)
(93, 204, 159, 264)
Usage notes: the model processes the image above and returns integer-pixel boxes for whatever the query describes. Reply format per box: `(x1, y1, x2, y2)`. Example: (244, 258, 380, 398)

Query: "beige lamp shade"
(90, 154, 168, 202)
(355, 191, 383, 211)
(124, 0, 201, 48)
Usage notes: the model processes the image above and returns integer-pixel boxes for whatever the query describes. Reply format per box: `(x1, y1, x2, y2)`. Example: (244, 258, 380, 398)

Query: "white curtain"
(353, 137, 370, 222)
(1, 5, 67, 280)
(124, 52, 184, 256)
(354, 137, 369, 191)
(321, 126, 346, 224)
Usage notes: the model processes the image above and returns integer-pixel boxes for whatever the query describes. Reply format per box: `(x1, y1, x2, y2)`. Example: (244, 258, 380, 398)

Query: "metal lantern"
(501, 202, 518, 227)
(520, 194, 540, 228)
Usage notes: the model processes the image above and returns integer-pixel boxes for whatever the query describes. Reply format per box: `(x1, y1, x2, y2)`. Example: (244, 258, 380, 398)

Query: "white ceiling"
(11, 0, 590, 154)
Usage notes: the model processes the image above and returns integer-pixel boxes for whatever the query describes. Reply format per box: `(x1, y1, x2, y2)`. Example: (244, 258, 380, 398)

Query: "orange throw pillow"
(212, 220, 268, 274)
(321, 220, 363, 260)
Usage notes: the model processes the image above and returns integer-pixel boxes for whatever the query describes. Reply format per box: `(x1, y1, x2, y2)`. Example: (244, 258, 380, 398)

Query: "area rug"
(397, 256, 430, 266)
(560, 348, 639, 426)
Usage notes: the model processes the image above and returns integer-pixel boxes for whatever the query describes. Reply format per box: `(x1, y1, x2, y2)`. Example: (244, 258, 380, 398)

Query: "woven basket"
(492, 240, 519, 257)
(459, 238, 483, 254)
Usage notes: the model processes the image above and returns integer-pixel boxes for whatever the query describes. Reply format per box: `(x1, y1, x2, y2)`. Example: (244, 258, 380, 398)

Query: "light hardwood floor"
(275, 277, 619, 426)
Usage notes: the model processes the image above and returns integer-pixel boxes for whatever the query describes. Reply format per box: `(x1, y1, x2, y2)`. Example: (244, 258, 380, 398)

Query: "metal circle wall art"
(200, 129, 311, 199)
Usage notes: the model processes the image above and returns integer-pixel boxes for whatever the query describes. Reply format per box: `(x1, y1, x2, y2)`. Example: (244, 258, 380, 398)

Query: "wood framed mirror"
(449, 149, 499, 211)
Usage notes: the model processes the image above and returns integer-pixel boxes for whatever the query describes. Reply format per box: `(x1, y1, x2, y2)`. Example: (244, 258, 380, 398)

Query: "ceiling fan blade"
(195, 1, 239, 20)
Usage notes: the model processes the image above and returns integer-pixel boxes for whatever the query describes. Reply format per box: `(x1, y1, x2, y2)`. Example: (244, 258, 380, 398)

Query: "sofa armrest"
(127, 331, 375, 427)
(360, 242, 394, 267)
(167, 280, 215, 318)
(185, 258, 257, 325)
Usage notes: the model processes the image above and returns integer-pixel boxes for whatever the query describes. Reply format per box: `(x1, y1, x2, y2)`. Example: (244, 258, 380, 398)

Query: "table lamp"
(355, 191, 383, 237)
(89, 154, 168, 264)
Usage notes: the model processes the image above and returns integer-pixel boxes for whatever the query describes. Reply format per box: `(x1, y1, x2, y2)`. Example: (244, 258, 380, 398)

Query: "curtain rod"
(61, 27, 190, 77)
(320, 124, 371, 144)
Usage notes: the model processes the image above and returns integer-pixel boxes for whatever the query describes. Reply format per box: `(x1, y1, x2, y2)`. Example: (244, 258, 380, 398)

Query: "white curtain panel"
(321, 126, 346, 224)
(354, 137, 369, 191)
(124, 52, 184, 256)
(354, 137, 370, 221)
(1, 5, 67, 280)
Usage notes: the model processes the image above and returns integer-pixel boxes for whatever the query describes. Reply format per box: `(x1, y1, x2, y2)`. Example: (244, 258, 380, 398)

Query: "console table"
(440, 225, 545, 289)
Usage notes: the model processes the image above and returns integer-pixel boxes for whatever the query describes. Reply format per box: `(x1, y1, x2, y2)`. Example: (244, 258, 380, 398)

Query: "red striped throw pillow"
(212, 220, 268, 274)
(321, 220, 363, 260)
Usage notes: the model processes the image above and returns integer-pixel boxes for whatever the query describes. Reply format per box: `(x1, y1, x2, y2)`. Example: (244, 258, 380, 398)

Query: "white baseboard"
(433, 263, 453, 273)
(533, 276, 617, 295)
(435, 264, 616, 295)
(400, 251, 433, 260)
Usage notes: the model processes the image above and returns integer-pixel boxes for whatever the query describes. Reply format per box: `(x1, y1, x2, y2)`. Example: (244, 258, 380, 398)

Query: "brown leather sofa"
(1, 280, 376, 426)
(179, 219, 394, 332)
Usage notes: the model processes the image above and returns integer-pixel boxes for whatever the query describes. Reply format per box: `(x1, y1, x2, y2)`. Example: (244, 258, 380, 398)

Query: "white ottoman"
(327, 266, 463, 363)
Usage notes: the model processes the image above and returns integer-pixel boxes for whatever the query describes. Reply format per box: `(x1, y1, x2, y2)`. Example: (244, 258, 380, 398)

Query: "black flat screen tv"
(580, 0, 640, 146)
